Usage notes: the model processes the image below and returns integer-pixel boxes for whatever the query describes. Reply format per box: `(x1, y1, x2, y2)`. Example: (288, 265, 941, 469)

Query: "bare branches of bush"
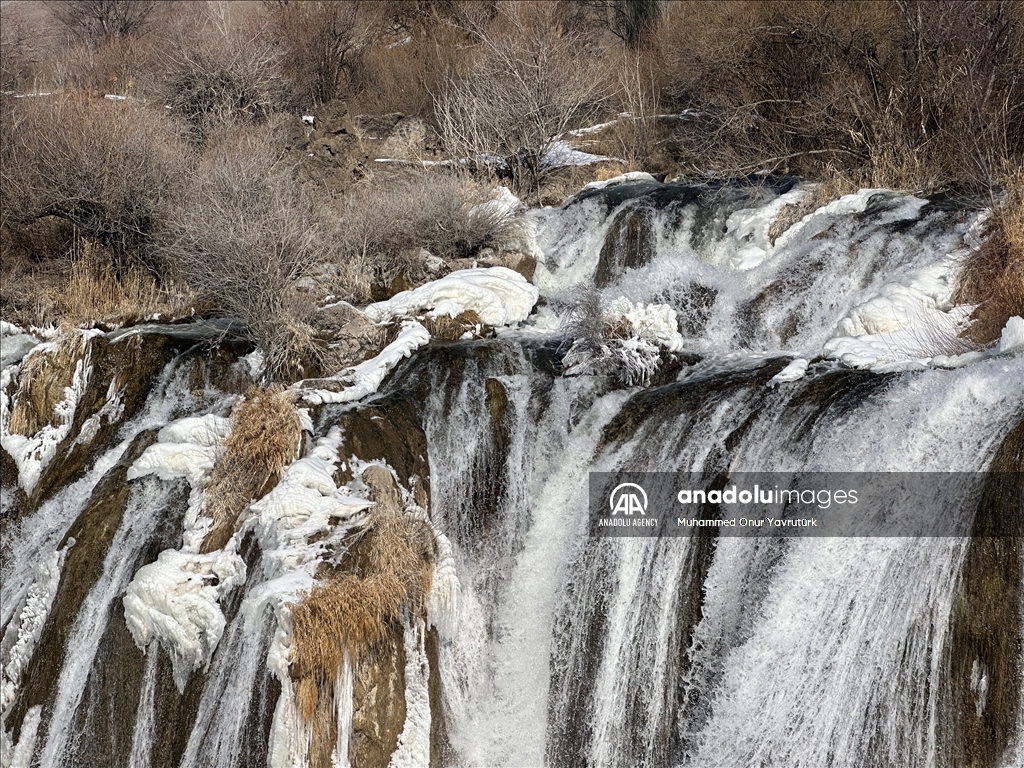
(164, 16, 285, 142)
(51, 0, 158, 43)
(340, 170, 532, 287)
(261, 0, 375, 107)
(163, 129, 346, 380)
(436, 3, 609, 201)
(0, 94, 184, 274)
(657, 0, 1023, 191)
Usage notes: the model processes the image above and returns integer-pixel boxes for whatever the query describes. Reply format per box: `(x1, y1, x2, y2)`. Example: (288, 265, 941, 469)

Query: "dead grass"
(956, 174, 1024, 344)
(200, 385, 302, 553)
(420, 310, 487, 341)
(7, 330, 86, 436)
(44, 242, 198, 326)
(289, 466, 433, 722)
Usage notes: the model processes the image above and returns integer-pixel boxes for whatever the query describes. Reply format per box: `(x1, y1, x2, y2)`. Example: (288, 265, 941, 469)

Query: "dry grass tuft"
(7, 330, 87, 437)
(200, 385, 302, 552)
(288, 466, 434, 721)
(956, 176, 1024, 344)
(420, 310, 487, 341)
(44, 242, 197, 326)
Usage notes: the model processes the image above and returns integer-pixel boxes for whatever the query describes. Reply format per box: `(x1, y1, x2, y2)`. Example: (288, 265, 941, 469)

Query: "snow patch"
(579, 171, 658, 193)
(364, 267, 539, 327)
(541, 139, 620, 169)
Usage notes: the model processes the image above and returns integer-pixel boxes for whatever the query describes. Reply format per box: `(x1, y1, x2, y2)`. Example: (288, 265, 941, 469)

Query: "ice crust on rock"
(123, 548, 247, 692)
(1, 545, 69, 719)
(364, 267, 539, 327)
(0, 335, 99, 495)
(770, 358, 809, 385)
(300, 321, 431, 406)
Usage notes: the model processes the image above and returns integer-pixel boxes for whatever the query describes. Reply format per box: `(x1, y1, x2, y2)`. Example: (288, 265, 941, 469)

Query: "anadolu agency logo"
(597, 481, 660, 531)
(609, 482, 648, 516)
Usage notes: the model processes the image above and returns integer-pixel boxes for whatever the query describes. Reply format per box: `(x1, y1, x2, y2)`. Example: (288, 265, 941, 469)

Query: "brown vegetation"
(289, 466, 434, 722)
(200, 385, 302, 553)
(956, 174, 1024, 344)
(1, 93, 184, 274)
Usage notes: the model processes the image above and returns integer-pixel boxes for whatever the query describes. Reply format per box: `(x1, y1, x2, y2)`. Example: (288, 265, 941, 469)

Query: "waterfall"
(1, 178, 1020, 767)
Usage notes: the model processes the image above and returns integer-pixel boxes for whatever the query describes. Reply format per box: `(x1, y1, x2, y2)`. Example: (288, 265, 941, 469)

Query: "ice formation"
(1, 546, 68, 718)
(388, 620, 431, 768)
(363, 267, 539, 327)
(122, 548, 247, 692)
(563, 298, 684, 385)
(300, 321, 431, 406)
(824, 257, 974, 369)
(770, 358, 810, 385)
(0, 333, 101, 495)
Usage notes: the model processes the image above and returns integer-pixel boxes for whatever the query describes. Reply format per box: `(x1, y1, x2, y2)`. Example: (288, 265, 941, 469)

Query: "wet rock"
(5, 429, 158, 748)
(938, 417, 1023, 768)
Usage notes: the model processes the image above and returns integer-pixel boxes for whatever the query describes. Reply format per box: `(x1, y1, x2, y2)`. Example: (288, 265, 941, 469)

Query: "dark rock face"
(5, 429, 158, 748)
(939, 417, 1023, 768)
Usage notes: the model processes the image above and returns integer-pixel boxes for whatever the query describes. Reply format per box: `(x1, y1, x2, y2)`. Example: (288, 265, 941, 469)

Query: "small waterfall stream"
(1, 178, 1021, 767)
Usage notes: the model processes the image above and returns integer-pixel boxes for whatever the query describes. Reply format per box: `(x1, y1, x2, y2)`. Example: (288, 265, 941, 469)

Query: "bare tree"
(51, 0, 158, 42)
(436, 4, 608, 202)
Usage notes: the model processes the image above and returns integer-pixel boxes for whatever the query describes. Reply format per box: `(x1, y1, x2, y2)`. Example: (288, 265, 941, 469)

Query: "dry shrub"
(1, 93, 185, 275)
(260, 0, 376, 107)
(348, 22, 473, 117)
(164, 126, 350, 381)
(163, 12, 286, 144)
(7, 331, 87, 437)
(289, 467, 434, 721)
(956, 176, 1024, 344)
(200, 386, 302, 553)
(655, 1, 1023, 192)
(341, 170, 531, 289)
(435, 2, 610, 201)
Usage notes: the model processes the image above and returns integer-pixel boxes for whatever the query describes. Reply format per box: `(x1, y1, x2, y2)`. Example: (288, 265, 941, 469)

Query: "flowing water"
(1, 178, 1021, 767)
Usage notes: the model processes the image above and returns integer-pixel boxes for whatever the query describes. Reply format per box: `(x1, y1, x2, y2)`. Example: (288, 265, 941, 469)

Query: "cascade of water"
(2, 178, 1020, 767)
